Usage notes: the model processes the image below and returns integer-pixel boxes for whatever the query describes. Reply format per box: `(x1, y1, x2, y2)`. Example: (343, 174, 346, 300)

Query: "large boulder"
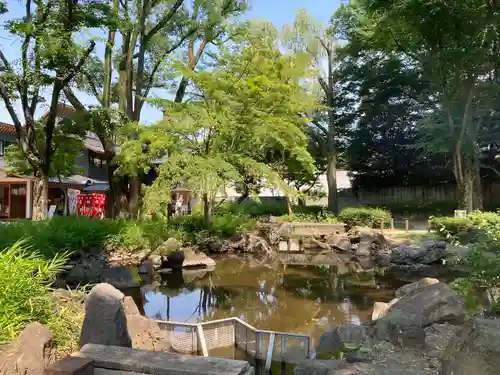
(156, 238, 182, 255)
(325, 234, 352, 253)
(441, 317, 500, 375)
(390, 240, 448, 265)
(65, 261, 102, 286)
(123, 297, 171, 351)
(163, 250, 185, 270)
(245, 233, 272, 253)
(395, 277, 440, 298)
(0, 322, 52, 375)
(316, 324, 374, 362)
(80, 283, 132, 348)
(182, 248, 216, 268)
(372, 282, 466, 347)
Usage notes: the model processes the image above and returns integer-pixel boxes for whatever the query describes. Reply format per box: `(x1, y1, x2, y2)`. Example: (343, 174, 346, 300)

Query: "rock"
(278, 241, 288, 251)
(316, 324, 373, 359)
(388, 264, 439, 282)
(138, 259, 154, 274)
(156, 238, 182, 255)
(294, 360, 349, 375)
(301, 237, 331, 251)
(395, 277, 440, 298)
(0, 322, 53, 375)
(199, 237, 227, 253)
(227, 234, 246, 250)
(123, 297, 171, 351)
(347, 227, 386, 245)
(325, 234, 352, 252)
(355, 236, 373, 257)
(372, 283, 466, 347)
(164, 250, 185, 270)
(371, 302, 389, 321)
(182, 248, 216, 268)
(245, 233, 271, 253)
(371, 298, 399, 321)
(390, 240, 448, 265)
(441, 317, 500, 375)
(149, 254, 162, 269)
(80, 283, 132, 348)
(101, 267, 139, 289)
(289, 238, 300, 252)
(65, 262, 102, 285)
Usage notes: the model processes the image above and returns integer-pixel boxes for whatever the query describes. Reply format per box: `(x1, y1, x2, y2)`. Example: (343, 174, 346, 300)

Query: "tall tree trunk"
(203, 193, 211, 227)
(32, 173, 49, 220)
(129, 176, 141, 218)
(325, 50, 338, 214)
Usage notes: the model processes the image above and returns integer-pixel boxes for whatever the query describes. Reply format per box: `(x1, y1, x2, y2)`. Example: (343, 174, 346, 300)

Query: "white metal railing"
(155, 316, 311, 371)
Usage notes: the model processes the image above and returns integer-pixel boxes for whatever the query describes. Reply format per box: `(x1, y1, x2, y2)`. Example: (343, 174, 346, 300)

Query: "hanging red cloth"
(77, 193, 106, 219)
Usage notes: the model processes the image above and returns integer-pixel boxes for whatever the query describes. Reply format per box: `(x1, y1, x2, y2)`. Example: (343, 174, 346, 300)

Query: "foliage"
(430, 211, 500, 239)
(0, 240, 67, 343)
(170, 213, 257, 238)
(0, 0, 111, 219)
(338, 207, 392, 228)
(132, 22, 318, 224)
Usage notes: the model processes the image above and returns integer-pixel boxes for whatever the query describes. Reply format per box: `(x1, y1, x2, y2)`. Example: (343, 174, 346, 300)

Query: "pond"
(130, 257, 407, 373)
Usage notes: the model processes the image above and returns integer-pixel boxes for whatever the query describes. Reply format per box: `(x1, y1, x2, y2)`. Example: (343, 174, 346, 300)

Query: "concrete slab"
(75, 344, 254, 375)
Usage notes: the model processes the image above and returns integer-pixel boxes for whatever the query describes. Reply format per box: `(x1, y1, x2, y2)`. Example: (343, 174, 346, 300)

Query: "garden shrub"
(430, 211, 500, 239)
(0, 240, 66, 343)
(338, 207, 392, 228)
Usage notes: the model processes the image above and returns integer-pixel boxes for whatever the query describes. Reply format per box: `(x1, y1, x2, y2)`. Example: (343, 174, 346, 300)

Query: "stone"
(198, 237, 227, 253)
(77, 343, 253, 375)
(372, 283, 466, 347)
(390, 240, 448, 265)
(278, 240, 289, 252)
(289, 238, 300, 252)
(371, 298, 399, 321)
(0, 322, 53, 375)
(245, 233, 271, 253)
(300, 237, 330, 251)
(149, 254, 163, 269)
(325, 234, 352, 252)
(354, 236, 373, 257)
(156, 238, 182, 255)
(294, 360, 349, 375)
(388, 264, 439, 282)
(164, 250, 185, 270)
(347, 227, 386, 245)
(80, 283, 132, 348)
(227, 234, 246, 250)
(101, 267, 139, 289)
(441, 317, 500, 375)
(395, 277, 440, 298)
(316, 324, 373, 359)
(182, 248, 216, 268)
(123, 297, 171, 351)
(65, 262, 102, 286)
(371, 302, 389, 321)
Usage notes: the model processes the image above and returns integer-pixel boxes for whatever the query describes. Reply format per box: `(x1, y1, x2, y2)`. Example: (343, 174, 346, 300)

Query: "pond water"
(130, 257, 407, 373)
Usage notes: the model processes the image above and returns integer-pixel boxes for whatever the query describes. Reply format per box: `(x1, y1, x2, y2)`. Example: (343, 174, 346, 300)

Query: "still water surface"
(135, 258, 405, 350)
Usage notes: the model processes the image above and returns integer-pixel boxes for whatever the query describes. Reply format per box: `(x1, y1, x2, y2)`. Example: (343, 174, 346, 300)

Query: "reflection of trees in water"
(143, 262, 398, 336)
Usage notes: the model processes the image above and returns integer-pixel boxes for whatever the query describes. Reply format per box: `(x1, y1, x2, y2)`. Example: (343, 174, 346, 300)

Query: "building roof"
(0, 122, 16, 135)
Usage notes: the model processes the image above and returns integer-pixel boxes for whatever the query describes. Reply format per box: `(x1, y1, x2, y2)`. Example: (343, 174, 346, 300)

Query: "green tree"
(64, 0, 248, 218)
(127, 23, 318, 224)
(337, 0, 500, 211)
(0, 0, 108, 219)
(282, 9, 345, 213)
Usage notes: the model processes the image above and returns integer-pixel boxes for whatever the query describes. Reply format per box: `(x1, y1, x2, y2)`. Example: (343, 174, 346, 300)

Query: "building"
(0, 107, 108, 219)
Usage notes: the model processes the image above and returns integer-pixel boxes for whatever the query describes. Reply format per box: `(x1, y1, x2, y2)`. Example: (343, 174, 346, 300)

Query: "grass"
(0, 240, 83, 355)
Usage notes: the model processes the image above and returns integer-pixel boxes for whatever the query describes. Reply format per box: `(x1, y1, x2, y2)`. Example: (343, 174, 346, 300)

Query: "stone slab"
(75, 344, 254, 375)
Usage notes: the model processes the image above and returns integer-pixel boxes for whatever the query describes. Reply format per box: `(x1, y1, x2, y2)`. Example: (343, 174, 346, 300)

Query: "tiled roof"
(0, 122, 16, 135)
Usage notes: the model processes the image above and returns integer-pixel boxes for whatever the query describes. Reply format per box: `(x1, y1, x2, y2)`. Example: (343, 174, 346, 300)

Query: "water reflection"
(138, 259, 404, 348)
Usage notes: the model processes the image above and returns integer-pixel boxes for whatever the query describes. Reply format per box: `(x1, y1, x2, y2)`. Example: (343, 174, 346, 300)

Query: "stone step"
(72, 344, 254, 375)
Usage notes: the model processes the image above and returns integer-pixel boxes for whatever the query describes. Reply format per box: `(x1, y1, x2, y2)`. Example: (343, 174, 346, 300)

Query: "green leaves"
(139, 23, 318, 218)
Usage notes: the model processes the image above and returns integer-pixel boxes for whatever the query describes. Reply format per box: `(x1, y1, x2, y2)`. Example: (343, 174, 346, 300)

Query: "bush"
(0, 240, 66, 343)
(430, 211, 500, 239)
(338, 207, 392, 228)
(171, 213, 257, 238)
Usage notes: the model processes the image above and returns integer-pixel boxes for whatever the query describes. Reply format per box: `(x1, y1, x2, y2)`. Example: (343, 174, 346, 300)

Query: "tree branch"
(144, 0, 184, 42)
(310, 119, 328, 135)
(481, 164, 500, 176)
(62, 41, 96, 86)
(63, 87, 87, 112)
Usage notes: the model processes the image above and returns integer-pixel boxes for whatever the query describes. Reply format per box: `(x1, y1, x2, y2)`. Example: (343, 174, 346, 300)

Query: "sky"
(0, 0, 342, 125)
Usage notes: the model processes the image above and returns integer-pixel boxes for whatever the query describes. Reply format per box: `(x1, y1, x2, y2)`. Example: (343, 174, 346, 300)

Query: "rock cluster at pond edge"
(296, 278, 499, 375)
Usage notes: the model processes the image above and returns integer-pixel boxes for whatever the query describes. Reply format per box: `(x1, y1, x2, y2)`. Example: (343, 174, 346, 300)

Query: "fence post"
(390, 218, 395, 231)
(427, 219, 432, 233)
(404, 219, 409, 232)
(380, 220, 384, 232)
